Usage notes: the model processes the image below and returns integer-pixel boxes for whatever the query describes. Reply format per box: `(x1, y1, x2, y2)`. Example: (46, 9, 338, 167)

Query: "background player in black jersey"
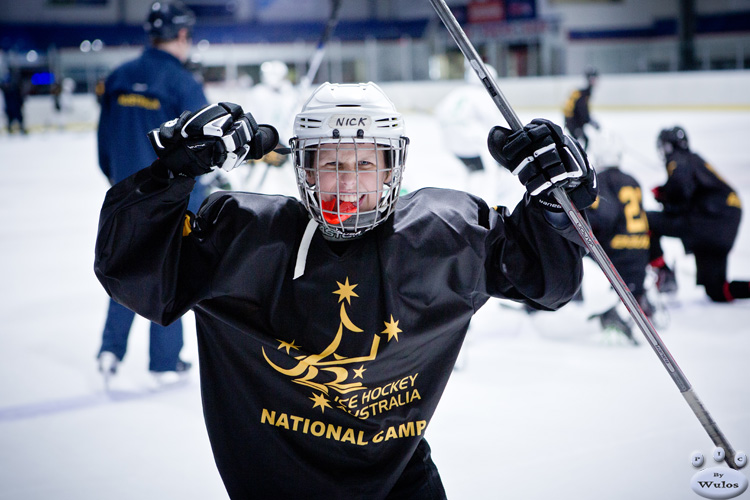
(648, 126, 750, 302)
(585, 130, 653, 344)
(94, 82, 597, 499)
(563, 67, 599, 150)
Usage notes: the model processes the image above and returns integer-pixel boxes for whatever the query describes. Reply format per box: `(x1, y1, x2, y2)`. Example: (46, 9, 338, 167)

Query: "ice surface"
(0, 106, 748, 500)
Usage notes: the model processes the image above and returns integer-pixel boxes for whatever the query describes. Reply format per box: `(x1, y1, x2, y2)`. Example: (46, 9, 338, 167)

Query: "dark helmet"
(657, 126, 689, 155)
(584, 66, 599, 81)
(144, 1, 196, 41)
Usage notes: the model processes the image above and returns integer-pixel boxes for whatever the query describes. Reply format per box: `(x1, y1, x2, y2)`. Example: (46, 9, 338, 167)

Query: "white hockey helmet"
(290, 82, 409, 240)
(260, 60, 289, 89)
(588, 128, 623, 169)
(463, 61, 497, 85)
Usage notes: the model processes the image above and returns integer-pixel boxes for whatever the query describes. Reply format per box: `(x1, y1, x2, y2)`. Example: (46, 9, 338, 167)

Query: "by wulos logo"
(691, 467, 748, 499)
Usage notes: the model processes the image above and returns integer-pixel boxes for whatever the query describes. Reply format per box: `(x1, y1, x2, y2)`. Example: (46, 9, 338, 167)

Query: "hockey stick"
(428, 0, 740, 469)
(299, 0, 343, 91)
(249, 0, 342, 193)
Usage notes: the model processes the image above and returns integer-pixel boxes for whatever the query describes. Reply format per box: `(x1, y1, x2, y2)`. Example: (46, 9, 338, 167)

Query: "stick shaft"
(300, 0, 342, 90)
(428, 0, 738, 468)
(429, 0, 521, 130)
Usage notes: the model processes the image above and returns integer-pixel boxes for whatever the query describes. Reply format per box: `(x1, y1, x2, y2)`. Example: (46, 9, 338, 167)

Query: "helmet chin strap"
(293, 218, 319, 280)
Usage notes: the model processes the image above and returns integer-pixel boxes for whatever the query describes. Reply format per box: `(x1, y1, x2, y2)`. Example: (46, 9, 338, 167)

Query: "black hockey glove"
(488, 118, 597, 212)
(148, 102, 279, 178)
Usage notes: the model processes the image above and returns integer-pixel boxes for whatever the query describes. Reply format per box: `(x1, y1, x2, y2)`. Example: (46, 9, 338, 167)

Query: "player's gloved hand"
(488, 118, 598, 212)
(148, 102, 279, 178)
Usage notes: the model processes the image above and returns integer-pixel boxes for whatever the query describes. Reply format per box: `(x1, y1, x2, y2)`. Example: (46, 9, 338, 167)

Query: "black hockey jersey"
(94, 163, 587, 500)
(563, 85, 593, 131)
(659, 149, 741, 218)
(587, 167, 649, 295)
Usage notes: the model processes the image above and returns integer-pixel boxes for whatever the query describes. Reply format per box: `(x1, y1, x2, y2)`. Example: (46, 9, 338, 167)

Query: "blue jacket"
(98, 47, 208, 187)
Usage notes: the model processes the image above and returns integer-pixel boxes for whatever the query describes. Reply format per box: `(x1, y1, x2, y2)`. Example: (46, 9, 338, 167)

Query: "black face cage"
(290, 136, 409, 240)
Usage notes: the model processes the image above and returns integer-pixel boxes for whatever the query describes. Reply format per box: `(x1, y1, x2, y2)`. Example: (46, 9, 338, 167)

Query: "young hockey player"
(434, 64, 511, 202)
(94, 82, 597, 499)
(648, 126, 750, 302)
(585, 130, 652, 344)
(563, 67, 599, 150)
(242, 60, 299, 189)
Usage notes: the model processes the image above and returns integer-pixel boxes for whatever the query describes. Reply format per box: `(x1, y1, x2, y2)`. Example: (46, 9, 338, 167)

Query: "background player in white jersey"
(434, 64, 522, 204)
(242, 60, 300, 190)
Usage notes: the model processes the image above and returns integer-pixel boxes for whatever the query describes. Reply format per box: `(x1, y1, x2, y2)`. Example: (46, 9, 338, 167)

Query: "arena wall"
(10, 70, 750, 132)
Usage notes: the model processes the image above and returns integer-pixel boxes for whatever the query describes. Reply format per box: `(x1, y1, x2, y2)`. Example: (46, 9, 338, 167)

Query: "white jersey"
(434, 82, 524, 205)
(434, 83, 504, 158)
(246, 81, 300, 143)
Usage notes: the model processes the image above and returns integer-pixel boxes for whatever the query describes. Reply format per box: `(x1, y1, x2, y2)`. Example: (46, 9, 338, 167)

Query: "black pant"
(387, 439, 447, 500)
(647, 210, 748, 301)
(458, 156, 485, 172)
(565, 122, 588, 150)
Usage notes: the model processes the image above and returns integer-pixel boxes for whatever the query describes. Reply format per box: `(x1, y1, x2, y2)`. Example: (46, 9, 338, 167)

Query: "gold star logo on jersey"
(333, 277, 358, 304)
(352, 365, 366, 379)
(382, 316, 401, 342)
(276, 339, 300, 354)
(309, 392, 332, 413)
(262, 278, 406, 413)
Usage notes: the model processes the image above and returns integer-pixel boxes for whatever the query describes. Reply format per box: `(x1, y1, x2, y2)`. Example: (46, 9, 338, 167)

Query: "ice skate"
(655, 264, 678, 294)
(150, 359, 192, 387)
(98, 351, 119, 389)
(590, 306, 638, 346)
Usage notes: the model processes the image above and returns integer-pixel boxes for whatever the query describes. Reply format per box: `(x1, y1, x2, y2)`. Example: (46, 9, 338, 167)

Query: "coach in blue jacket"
(96, 1, 207, 381)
